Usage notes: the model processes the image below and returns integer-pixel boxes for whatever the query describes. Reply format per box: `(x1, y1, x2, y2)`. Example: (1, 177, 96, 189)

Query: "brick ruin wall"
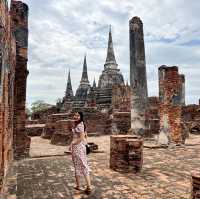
(42, 113, 72, 139)
(112, 84, 131, 112)
(10, 0, 30, 159)
(110, 112, 131, 135)
(30, 64, 193, 141)
(158, 66, 186, 144)
(41, 107, 132, 145)
(0, 0, 30, 192)
(111, 85, 159, 136)
(0, 0, 15, 192)
(30, 106, 59, 124)
(182, 104, 200, 134)
(147, 97, 160, 136)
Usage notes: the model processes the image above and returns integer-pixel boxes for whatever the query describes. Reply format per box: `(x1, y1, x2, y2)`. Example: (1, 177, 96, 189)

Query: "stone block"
(26, 124, 45, 136)
(50, 120, 74, 146)
(110, 135, 143, 173)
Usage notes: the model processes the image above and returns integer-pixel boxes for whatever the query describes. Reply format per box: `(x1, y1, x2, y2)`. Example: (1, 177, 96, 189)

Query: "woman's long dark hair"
(76, 112, 86, 132)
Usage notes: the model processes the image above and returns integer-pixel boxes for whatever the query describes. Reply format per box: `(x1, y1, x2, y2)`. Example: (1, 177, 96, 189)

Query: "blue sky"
(10, 0, 200, 107)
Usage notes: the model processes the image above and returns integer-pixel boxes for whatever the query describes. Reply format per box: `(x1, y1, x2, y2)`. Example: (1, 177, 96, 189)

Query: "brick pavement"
(4, 135, 200, 199)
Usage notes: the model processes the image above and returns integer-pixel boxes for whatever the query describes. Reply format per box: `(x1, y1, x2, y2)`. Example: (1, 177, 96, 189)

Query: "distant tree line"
(25, 100, 55, 117)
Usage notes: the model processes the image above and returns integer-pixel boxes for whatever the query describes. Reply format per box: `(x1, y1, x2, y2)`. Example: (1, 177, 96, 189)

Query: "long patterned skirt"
(72, 142, 90, 176)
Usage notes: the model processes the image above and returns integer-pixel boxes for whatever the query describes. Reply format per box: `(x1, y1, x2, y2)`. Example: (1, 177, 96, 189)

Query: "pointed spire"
(65, 69, 73, 97)
(104, 25, 118, 70)
(93, 77, 96, 88)
(80, 55, 90, 85)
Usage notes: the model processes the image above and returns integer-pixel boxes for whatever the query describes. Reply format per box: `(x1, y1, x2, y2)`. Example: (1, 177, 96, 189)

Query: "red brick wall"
(0, 0, 30, 192)
(0, 0, 16, 192)
(112, 84, 131, 112)
(158, 66, 185, 144)
(147, 97, 159, 136)
(31, 106, 59, 123)
(182, 105, 200, 134)
(10, 0, 30, 159)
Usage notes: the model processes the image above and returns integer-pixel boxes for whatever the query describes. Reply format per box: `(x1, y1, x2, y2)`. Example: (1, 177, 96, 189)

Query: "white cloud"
(17, 0, 200, 106)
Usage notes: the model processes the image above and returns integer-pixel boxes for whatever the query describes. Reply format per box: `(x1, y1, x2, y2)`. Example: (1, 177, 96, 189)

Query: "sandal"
(74, 186, 80, 191)
(84, 186, 92, 194)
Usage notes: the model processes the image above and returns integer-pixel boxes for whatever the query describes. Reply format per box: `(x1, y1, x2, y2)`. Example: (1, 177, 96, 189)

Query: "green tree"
(25, 107, 31, 116)
(31, 100, 53, 113)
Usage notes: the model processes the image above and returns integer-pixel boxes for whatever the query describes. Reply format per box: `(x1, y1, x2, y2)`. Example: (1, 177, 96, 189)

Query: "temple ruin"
(158, 66, 186, 145)
(0, 0, 200, 197)
(0, 0, 30, 193)
(61, 27, 125, 111)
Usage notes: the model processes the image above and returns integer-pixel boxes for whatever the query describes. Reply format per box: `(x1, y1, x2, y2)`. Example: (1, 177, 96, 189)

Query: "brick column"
(158, 66, 185, 145)
(10, 1, 30, 159)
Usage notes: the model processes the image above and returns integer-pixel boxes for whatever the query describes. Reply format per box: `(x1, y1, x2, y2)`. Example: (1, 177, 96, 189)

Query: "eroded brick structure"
(110, 112, 131, 134)
(112, 84, 131, 112)
(10, 0, 30, 159)
(51, 120, 73, 145)
(0, 0, 30, 192)
(31, 106, 59, 123)
(129, 17, 148, 136)
(147, 97, 160, 136)
(42, 113, 71, 139)
(110, 135, 143, 173)
(0, 0, 15, 192)
(158, 66, 185, 145)
(182, 105, 200, 134)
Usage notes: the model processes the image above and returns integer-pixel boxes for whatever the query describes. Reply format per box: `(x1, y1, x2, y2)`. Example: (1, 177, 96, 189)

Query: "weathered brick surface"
(146, 96, 160, 136)
(182, 105, 200, 135)
(31, 106, 59, 123)
(25, 124, 45, 136)
(0, 0, 16, 193)
(112, 84, 131, 112)
(10, 0, 30, 159)
(41, 113, 71, 139)
(110, 135, 143, 173)
(158, 66, 185, 144)
(111, 112, 131, 134)
(0, 0, 30, 193)
(51, 120, 73, 145)
(3, 134, 200, 198)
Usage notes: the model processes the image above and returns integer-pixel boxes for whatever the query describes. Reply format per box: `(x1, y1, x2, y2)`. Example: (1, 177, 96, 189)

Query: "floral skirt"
(72, 142, 90, 176)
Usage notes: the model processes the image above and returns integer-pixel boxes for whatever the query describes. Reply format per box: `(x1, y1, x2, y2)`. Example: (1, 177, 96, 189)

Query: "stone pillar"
(110, 135, 143, 173)
(191, 170, 200, 199)
(129, 17, 148, 136)
(158, 66, 185, 145)
(10, 1, 30, 159)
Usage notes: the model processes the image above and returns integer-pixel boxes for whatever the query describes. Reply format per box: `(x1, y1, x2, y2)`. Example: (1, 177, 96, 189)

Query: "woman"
(69, 112, 91, 193)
